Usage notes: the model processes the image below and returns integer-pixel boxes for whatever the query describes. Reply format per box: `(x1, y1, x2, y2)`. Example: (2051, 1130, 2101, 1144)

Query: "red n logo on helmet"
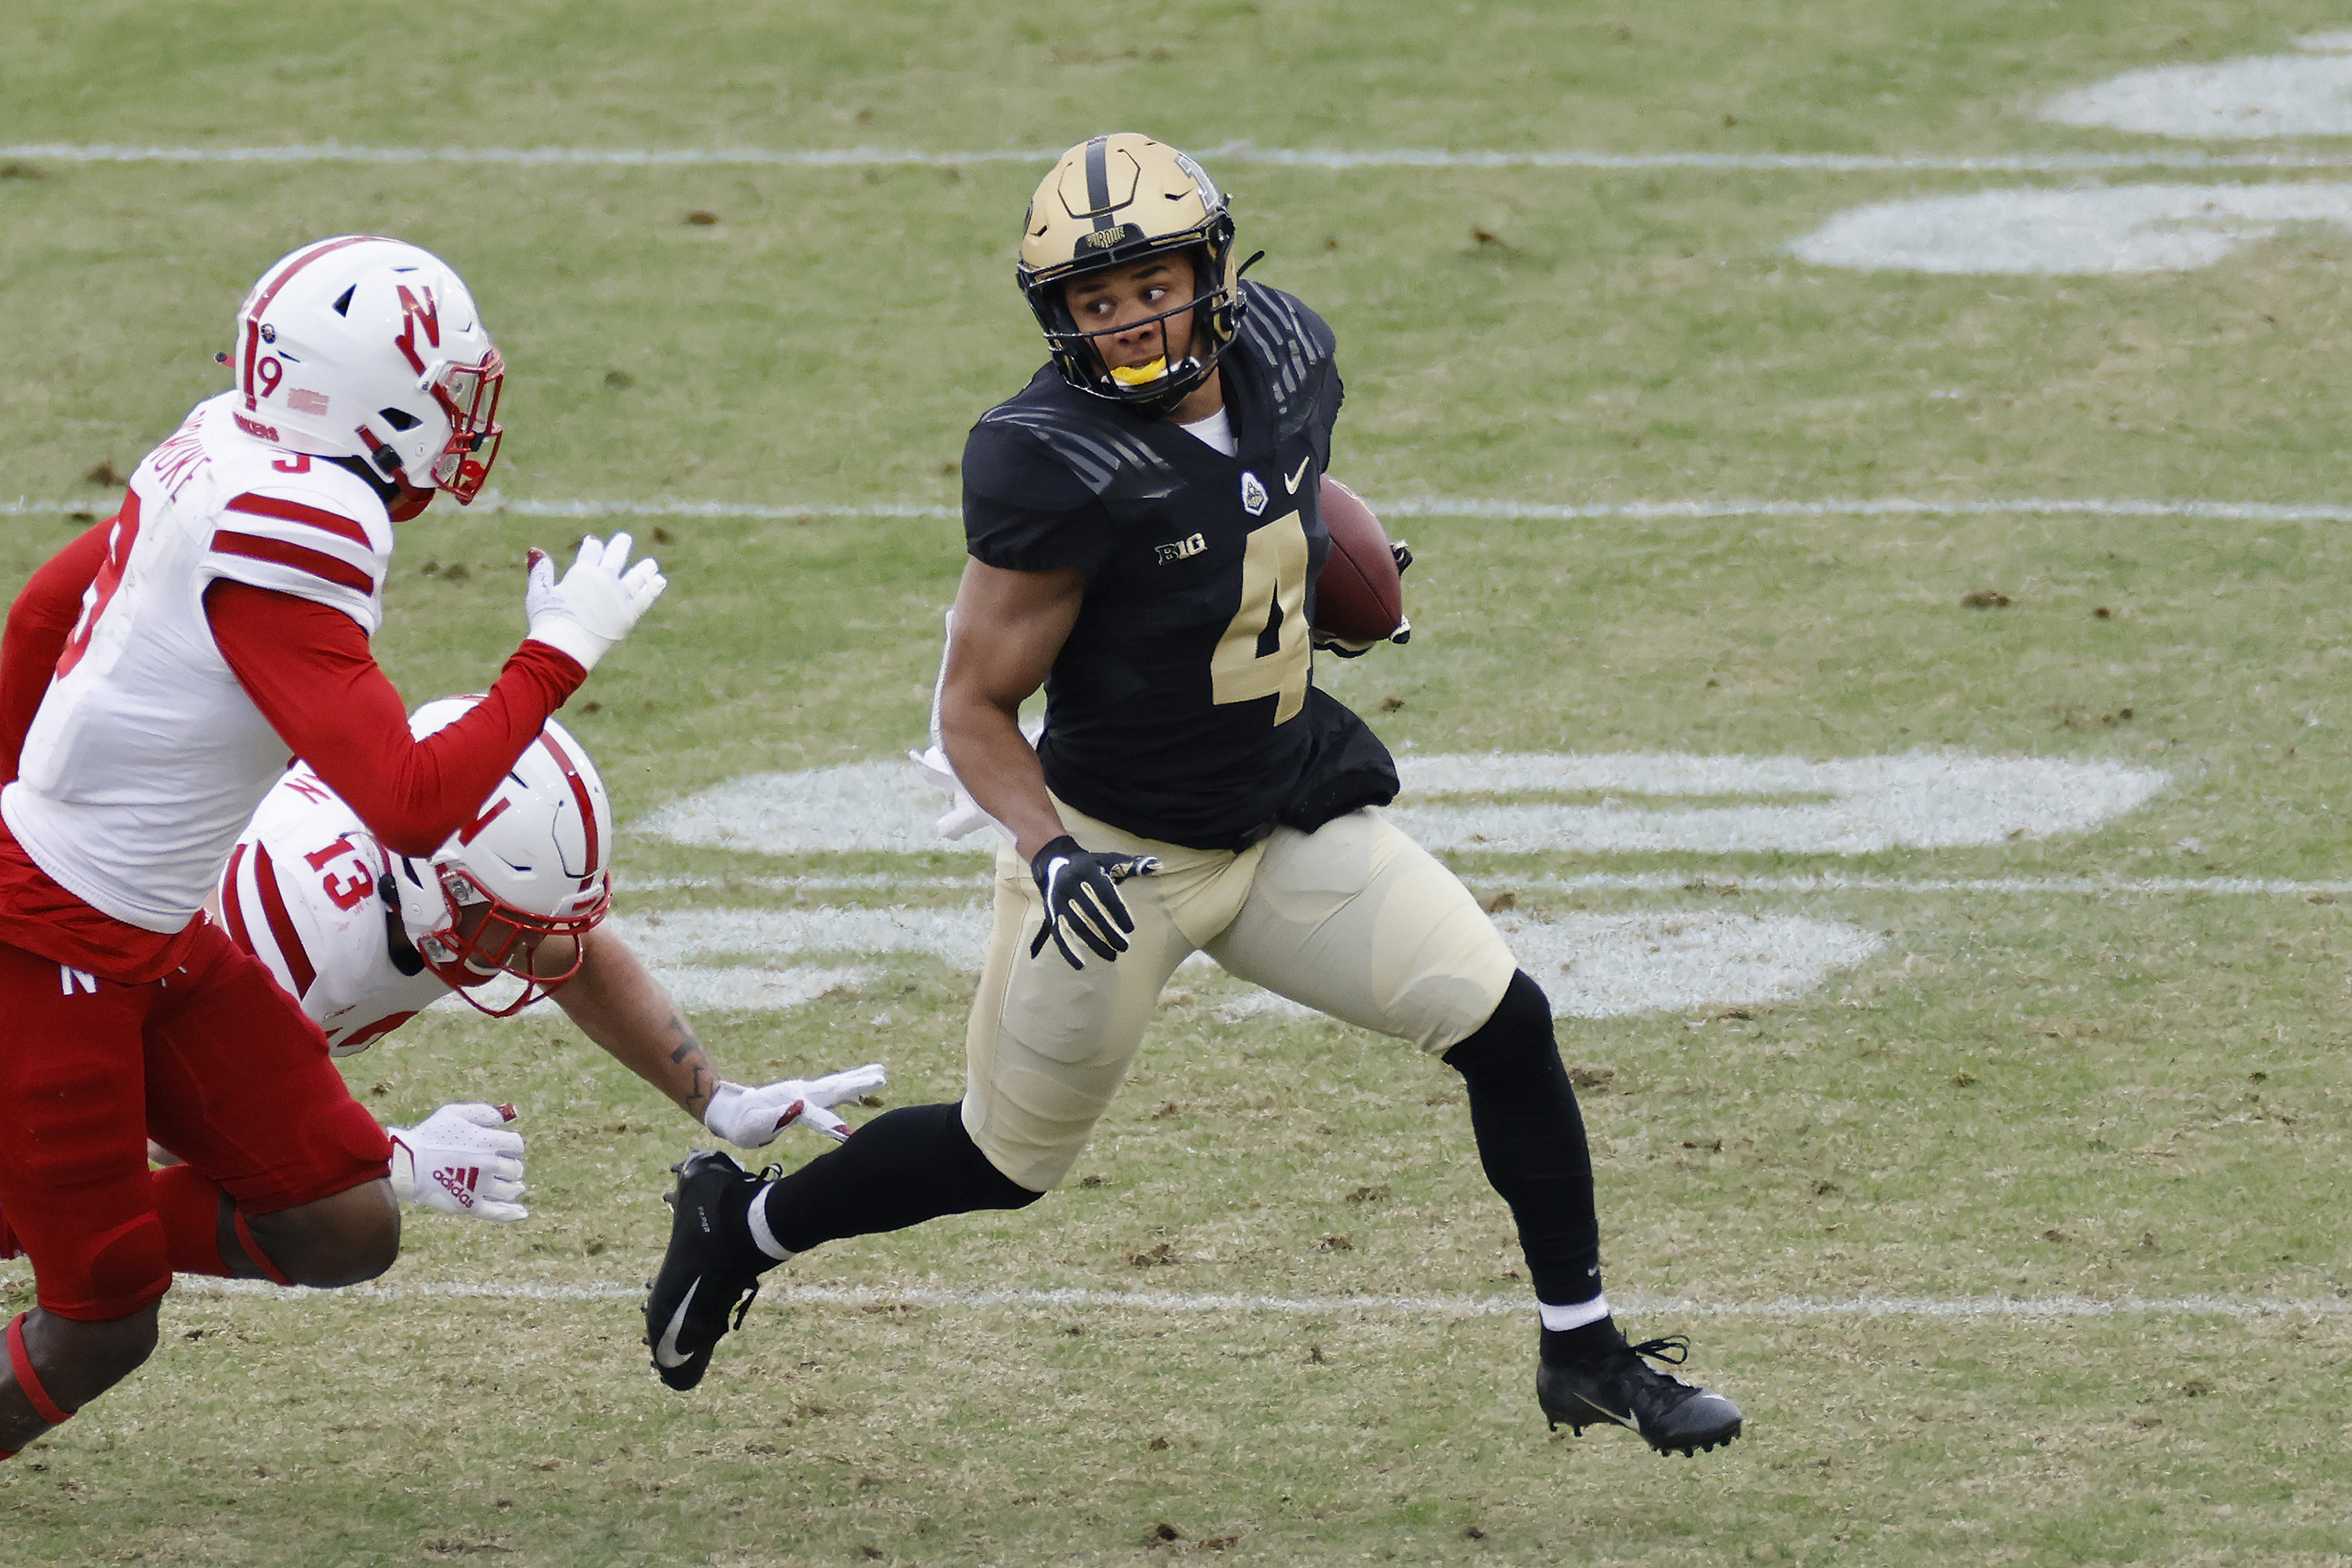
(394, 285, 442, 375)
(458, 796, 512, 845)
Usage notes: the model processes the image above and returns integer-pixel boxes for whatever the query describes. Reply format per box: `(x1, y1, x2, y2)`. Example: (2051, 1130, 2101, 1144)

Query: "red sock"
(6, 1314, 75, 1427)
(149, 1164, 230, 1276)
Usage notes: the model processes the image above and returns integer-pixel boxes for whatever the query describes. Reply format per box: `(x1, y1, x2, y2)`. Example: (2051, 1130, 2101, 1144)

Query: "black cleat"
(1537, 1334, 1744, 1456)
(644, 1150, 778, 1392)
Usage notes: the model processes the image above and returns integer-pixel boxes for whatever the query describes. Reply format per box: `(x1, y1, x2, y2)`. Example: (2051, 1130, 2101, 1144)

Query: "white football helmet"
(225, 236, 505, 506)
(389, 698, 612, 1016)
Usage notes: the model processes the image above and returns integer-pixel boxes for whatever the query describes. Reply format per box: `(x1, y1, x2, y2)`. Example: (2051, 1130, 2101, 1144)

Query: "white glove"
(702, 1063, 888, 1148)
(388, 1102, 528, 1222)
(524, 532, 667, 672)
(908, 744, 1000, 842)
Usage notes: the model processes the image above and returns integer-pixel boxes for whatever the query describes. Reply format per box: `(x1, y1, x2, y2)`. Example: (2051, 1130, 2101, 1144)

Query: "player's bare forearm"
(940, 557, 1086, 860)
(550, 927, 717, 1120)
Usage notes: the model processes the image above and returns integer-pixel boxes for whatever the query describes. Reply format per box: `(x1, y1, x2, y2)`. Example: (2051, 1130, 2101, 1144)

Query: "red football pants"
(0, 920, 390, 1320)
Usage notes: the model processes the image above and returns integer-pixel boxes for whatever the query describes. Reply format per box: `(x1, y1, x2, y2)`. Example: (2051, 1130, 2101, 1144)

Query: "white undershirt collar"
(1174, 405, 1237, 457)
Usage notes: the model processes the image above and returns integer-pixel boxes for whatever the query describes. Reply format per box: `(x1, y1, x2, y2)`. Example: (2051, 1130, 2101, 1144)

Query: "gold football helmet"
(1016, 132, 1250, 416)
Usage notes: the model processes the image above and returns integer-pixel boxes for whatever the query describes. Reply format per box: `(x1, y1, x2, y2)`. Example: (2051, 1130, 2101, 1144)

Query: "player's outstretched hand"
(388, 1102, 528, 1222)
(524, 532, 668, 672)
(702, 1063, 889, 1147)
(1028, 835, 1159, 969)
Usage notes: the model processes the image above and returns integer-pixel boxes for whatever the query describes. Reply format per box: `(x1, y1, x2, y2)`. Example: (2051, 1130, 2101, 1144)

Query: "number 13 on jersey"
(1210, 510, 1309, 724)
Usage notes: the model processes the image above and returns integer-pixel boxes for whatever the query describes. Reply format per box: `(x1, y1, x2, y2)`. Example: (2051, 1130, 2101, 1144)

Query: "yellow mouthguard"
(1107, 356, 1169, 387)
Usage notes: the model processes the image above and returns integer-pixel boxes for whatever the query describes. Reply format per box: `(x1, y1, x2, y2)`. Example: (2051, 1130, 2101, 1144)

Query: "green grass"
(9, 2, 2352, 1563)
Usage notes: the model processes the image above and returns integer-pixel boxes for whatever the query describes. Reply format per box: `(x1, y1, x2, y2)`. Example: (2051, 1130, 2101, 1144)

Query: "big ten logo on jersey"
(1155, 532, 1208, 565)
(303, 833, 379, 911)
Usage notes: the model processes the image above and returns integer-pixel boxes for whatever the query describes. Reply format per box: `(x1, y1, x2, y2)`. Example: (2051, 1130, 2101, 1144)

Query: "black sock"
(1442, 970, 1604, 1309)
(755, 1102, 1043, 1257)
(1541, 1318, 1628, 1367)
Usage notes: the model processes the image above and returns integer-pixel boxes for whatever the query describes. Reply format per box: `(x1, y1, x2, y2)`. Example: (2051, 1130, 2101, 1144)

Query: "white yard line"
(626, 873, 985, 892)
(1504, 872, 2352, 897)
(17, 495, 2352, 524)
(616, 870, 2352, 898)
(15, 141, 2352, 174)
(163, 1276, 2352, 1320)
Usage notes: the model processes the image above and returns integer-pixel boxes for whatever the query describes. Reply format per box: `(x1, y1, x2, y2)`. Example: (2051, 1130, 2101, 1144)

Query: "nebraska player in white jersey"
(0, 237, 665, 1462)
(208, 700, 882, 1225)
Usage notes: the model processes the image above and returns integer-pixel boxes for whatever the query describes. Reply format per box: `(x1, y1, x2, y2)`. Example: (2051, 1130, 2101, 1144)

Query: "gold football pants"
(960, 802, 1517, 1192)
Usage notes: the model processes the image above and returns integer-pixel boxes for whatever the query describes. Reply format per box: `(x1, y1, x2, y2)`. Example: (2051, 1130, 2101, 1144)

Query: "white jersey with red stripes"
(3, 391, 394, 932)
(222, 764, 447, 1055)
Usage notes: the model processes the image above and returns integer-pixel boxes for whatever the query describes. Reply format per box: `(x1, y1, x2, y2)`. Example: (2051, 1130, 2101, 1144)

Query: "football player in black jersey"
(646, 134, 1742, 1456)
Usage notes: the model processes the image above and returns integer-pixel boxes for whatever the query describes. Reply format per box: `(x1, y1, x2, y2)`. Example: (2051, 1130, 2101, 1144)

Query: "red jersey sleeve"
(205, 582, 589, 857)
(0, 519, 114, 784)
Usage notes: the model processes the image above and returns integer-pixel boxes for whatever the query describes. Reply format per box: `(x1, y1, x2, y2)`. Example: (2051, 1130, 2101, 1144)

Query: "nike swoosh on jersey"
(1284, 457, 1312, 494)
(653, 1280, 701, 1368)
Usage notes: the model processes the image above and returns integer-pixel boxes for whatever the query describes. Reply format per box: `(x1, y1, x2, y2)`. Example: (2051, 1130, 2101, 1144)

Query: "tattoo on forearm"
(666, 1014, 713, 1110)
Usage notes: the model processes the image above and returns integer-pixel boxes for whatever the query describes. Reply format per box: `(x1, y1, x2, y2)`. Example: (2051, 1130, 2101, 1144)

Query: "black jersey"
(963, 282, 1392, 849)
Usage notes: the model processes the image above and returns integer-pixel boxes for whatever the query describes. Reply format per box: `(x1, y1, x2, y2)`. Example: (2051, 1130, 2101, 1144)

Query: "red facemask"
(420, 863, 606, 1018)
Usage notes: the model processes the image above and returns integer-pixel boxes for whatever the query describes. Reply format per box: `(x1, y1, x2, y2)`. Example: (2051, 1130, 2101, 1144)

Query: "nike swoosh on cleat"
(1570, 1390, 1635, 1429)
(1283, 458, 1312, 494)
(652, 1280, 700, 1368)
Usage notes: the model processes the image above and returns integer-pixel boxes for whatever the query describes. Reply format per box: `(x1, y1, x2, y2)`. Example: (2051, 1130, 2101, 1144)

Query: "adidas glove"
(388, 1102, 528, 1222)
(702, 1062, 889, 1148)
(524, 532, 667, 673)
(1028, 835, 1159, 969)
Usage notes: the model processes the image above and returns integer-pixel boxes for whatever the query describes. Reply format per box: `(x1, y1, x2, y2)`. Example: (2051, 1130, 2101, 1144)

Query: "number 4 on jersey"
(1210, 510, 1309, 724)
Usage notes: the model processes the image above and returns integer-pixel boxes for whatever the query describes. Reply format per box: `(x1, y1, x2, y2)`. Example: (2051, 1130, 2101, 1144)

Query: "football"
(1312, 477, 1405, 642)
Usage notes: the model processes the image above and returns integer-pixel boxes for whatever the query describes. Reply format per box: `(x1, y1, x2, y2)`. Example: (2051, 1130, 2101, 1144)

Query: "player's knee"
(1441, 970, 1557, 1080)
(250, 1179, 402, 1287)
(984, 1168, 1051, 1209)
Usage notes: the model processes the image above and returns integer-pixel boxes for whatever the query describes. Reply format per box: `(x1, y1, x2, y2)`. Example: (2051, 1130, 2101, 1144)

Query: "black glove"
(1027, 835, 1160, 969)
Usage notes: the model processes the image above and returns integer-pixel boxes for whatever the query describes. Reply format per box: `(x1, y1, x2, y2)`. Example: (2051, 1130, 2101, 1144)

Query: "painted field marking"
(1391, 753, 2165, 855)
(628, 873, 983, 892)
(597, 901, 1881, 1022)
(2044, 32, 2352, 141)
(16, 141, 2352, 174)
(625, 750, 2171, 1014)
(626, 869, 2352, 898)
(637, 760, 983, 858)
(1792, 180, 2352, 275)
(158, 1276, 2352, 1321)
(20, 495, 2352, 524)
(643, 753, 2167, 862)
(1206, 911, 1882, 1023)
(1507, 871, 2352, 898)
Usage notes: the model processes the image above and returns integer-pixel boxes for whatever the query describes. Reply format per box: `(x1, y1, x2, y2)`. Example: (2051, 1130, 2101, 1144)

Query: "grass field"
(8, 3, 2352, 1563)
